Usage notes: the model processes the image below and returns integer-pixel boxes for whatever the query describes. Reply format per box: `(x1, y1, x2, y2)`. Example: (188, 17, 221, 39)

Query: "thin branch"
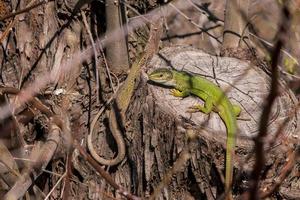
(98, 43, 115, 92)
(4, 124, 61, 200)
(249, 32, 299, 65)
(169, 2, 221, 43)
(248, 4, 291, 200)
(44, 171, 67, 200)
(74, 141, 141, 200)
(81, 10, 100, 104)
(0, 0, 52, 21)
(259, 146, 300, 199)
(120, 0, 153, 25)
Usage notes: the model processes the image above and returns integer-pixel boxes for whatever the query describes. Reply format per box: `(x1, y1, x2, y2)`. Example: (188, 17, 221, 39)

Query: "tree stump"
(127, 46, 300, 199)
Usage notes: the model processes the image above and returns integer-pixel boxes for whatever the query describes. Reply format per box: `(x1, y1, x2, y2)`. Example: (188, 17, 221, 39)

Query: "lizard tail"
(221, 109, 237, 200)
(225, 129, 235, 199)
(223, 117, 237, 200)
(87, 110, 126, 166)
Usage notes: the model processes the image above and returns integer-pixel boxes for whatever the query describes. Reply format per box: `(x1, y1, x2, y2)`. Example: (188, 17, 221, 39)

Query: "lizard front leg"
(170, 89, 190, 97)
(187, 97, 213, 114)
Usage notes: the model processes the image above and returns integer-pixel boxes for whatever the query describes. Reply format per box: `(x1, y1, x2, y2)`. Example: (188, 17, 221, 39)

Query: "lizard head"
(148, 68, 176, 87)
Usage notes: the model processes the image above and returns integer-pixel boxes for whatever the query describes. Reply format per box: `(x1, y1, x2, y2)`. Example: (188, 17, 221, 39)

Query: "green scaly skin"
(148, 68, 240, 199)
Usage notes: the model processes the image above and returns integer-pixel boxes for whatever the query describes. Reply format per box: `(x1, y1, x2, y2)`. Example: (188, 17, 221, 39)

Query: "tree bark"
(223, 0, 250, 49)
(105, 0, 129, 75)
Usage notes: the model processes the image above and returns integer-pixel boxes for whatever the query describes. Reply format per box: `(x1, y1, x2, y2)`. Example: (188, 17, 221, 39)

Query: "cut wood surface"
(126, 45, 300, 199)
(146, 46, 299, 148)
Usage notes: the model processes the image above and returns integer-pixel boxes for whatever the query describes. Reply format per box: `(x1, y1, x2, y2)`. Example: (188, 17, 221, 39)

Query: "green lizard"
(148, 68, 241, 199)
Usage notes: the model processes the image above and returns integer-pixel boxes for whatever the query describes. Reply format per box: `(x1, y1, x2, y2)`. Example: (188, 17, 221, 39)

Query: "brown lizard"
(87, 19, 163, 166)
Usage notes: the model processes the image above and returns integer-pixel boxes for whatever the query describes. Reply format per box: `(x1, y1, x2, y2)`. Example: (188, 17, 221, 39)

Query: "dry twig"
(4, 123, 61, 200)
(74, 141, 141, 200)
(248, 4, 291, 200)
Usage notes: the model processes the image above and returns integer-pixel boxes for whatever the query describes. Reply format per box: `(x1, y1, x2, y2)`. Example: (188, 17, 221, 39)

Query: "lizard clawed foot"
(186, 104, 202, 113)
(170, 89, 185, 97)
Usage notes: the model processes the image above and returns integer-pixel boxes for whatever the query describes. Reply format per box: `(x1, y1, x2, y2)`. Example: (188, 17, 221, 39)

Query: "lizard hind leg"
(233, 104, 241, 116)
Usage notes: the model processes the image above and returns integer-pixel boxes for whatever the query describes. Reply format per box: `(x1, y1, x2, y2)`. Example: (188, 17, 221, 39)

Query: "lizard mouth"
(147, 78, 176, 88)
